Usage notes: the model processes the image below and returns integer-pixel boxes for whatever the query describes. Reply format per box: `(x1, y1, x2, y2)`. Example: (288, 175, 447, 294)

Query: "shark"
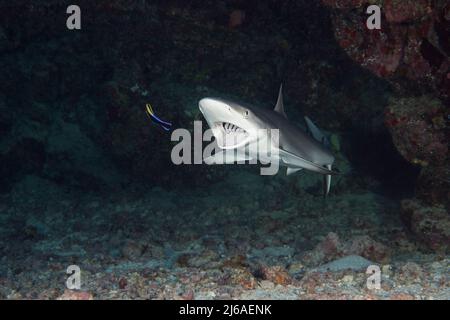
(199, 85, 340, 195)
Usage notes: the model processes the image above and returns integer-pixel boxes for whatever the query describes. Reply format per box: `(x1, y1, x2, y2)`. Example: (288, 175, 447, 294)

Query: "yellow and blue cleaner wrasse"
(145, 103, 172, 131)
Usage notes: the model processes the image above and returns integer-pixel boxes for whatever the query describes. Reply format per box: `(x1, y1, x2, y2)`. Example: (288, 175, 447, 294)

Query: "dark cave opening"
(345, 128, 421, 199)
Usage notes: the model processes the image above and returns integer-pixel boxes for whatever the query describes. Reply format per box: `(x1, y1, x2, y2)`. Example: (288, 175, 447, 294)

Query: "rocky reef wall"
(323, 0, 449, 251)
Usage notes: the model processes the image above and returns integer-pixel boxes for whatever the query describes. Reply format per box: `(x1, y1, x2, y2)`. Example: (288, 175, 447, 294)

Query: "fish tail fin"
(145, 103, 172, 131)
(146, 104, 154, 116)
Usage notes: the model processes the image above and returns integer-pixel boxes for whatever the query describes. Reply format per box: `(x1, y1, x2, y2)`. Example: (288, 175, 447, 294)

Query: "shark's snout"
(198, 98, 209, 114)
(199, 97, 252, 149)
(199, 98, 231, 114)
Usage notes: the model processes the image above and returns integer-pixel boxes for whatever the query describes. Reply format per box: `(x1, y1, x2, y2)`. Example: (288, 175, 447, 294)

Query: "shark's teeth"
(220, 122, 247, 136)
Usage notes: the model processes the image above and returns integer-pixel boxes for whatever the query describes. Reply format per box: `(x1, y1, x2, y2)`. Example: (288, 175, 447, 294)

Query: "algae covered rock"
(416, 165, 450, 209)
(384, 96, 447, 168)
(322, 0, 450, 99)
(401, 199, 450, 252)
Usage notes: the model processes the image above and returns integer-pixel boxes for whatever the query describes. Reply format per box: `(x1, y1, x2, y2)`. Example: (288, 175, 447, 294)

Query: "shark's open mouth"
(220, 122, 246, 134)
(214, 122, 249, 148)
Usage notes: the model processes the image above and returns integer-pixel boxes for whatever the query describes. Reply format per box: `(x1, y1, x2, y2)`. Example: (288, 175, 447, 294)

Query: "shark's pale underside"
(199, 85, 339, 195)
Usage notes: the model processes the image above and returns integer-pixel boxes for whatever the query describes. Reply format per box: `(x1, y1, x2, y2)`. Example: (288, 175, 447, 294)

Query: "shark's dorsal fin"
(274, 84, 287, 118)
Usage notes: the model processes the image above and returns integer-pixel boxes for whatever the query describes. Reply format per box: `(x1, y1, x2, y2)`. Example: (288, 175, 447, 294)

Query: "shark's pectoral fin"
(287, 167, 303, 176)
(279, 149, 339, 175)
(204, 149, 252, 165)
(304, 116, 329, 147)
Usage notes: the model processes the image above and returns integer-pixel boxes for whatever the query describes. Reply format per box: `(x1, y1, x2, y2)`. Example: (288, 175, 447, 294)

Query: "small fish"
(145, 103, 172, 131)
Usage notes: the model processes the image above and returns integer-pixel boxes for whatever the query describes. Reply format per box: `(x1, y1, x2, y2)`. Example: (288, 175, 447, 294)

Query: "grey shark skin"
(199, 85, 339, 195)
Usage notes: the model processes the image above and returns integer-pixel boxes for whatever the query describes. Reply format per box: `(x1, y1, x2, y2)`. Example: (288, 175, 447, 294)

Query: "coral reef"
(322, 0, 450, 100)
(416, 165, 450, 208)
(401, 199, 450, 252)
(302, 232, 390, 266)
(384, 96, 447, 168)
(384, 95, 448, 225)
(322, 2, 449, 251)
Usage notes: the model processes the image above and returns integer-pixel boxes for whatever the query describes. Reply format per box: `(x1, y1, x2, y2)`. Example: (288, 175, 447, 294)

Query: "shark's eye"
(243, 110, 249, 118)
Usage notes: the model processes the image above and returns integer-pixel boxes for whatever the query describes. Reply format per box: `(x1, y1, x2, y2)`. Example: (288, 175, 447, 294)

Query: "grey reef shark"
(199, 85, 340, 196)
